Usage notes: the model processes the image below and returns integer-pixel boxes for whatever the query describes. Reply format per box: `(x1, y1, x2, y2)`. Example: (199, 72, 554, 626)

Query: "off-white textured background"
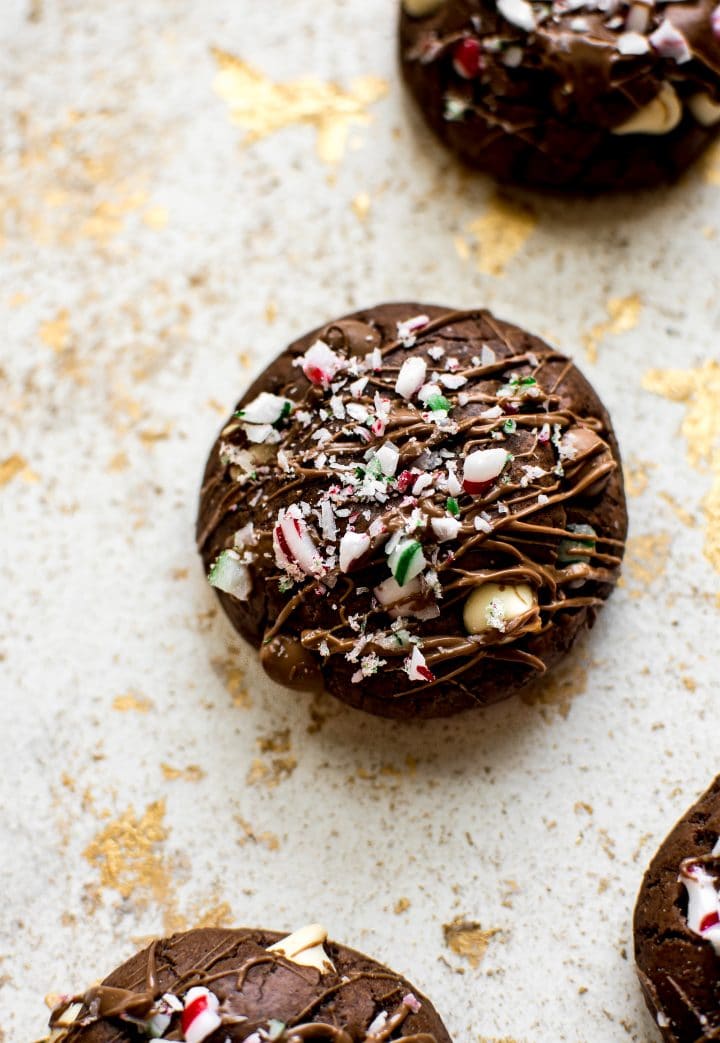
(2, 2, 720, 1041)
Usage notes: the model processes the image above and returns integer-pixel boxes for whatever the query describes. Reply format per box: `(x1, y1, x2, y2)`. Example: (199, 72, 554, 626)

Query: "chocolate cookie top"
(399, 0, 720, 186)
(44, 925, 451, 1043)
(197, 304, 626, 718)
(634, 777, 720, 1042)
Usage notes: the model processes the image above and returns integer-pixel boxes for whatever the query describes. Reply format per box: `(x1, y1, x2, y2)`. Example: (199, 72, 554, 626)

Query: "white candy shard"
(463, 447, 508, 492)
(182, 987, 222, 1043)
(688, 92, 720, 126)
(616, 31, 651, 55)
(679, 857, 720, 954)
(268, 924, 335, 973)
(612, 82, 682, 134)
(649, 18, 692, 62)
(463, 582, 536, 635)
(208, 550, 252, 600)
(339, 530, 371, 572)
(431, 516, 462, 542)
(375, 442, 400, 476)
(497, 0, 537, 32)
(395, 356, 427, 399)
(240, 392, 292, 425)
(713, 4, 720, 38)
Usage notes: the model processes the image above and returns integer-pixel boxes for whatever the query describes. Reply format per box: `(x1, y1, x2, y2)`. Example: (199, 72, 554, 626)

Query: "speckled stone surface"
(2, 2, 720, 1042)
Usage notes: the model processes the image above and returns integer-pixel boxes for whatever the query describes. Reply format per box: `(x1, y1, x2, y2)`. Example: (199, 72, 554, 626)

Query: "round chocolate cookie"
(197, 303, 627, 719)
(44, 924, 451, 1043)
(399, 0, 720, 190)
(634, 777, 720, 1042)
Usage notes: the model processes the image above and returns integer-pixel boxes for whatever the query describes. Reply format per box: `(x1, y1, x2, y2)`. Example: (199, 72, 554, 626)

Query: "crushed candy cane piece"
(431, 516, 461, 542)
(453, 37, 483, 78)
(388, 539, 427, 586)
(713, 5, 720, 38)
(339, 530, 371, 572)
(238, 392, 292, 426)
(403, 994, 422, 1014)
(397, 314, 430, 346)
(395, 356, 427, 399)
(649, 18, 691, 62)
(181, 987, 221, 1043)
(301, 341, 345, 387)
(208, 550, 252, 600)
(617, 30, 650, 54)
(405, 645, 435, 682)
(679, 856, 720, 954)
(497, 0, 537, 31)
(273, 507, 324, 577)
(463, 447, 508, 494)
(375, 442, 400, 476)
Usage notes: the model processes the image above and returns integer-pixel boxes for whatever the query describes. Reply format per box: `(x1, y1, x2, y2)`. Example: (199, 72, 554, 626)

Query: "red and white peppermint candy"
(339, 530, 371, 572)
(713, 4, 720, 38)
(649, 18, 691, 62)
(396, 314, 429, 347)
(462, 447, 508, 494)
(453, 37, 483, 78)
(405, 645, 435, 683)
(403, 993, 422, 1014)
(301, 340, 345, 387)
(273, 507, 324, 577)
(679, 855, 720, 953)
(181, 987, 221, 1043)
(395, 357, 427, 399)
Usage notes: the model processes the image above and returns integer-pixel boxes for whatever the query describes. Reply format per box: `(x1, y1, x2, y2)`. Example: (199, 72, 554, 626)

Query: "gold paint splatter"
(236, 816, 281, 851)
(443, 918, 500, 968)
(623, 457, 654, 498)
(192, 901, 234, 929)
(659, 490, 696, 528)
(107, 452, 130, 472)
(246, 755, 297, 788)
(623, 532, 672, 593)
(352, 191, 371, 222)
(521, 662, 588, 720)
(39, 309, 70, 352)
(0, 454, 37, 487)
(212, 50, 388, 165)
(265, 300, 278, 324)
(643, 361, 720, 577)
(112, 692, 154, 713)
(160, 763, 205, 782)
(464, 196, 537, 276)
(138, 424, 172, 445)
(212, 657, 252, 709)
(143, 206, 169, 229)
(394, 898, 411, 914)
(83, 800, 172, 906)
(256, 728, 291, 754)
(583, 294, 642, 363)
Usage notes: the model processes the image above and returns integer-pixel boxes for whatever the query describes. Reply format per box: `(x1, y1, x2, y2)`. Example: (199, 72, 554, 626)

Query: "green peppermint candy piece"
(209, 550, 252, 599)
(426, 393, 452, 412)
(446, 497, 460, 517)
(557, 524, 597, 565)
(388, 539, 426, 587)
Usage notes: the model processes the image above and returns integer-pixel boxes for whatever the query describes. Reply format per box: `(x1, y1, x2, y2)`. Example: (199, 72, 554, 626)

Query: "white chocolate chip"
(402, 0, 445, 14)
(267, 924, 335, 973)
(463, 582, 536, 634)
(688, 92, 720, 127)
(612, 82, 682, 136)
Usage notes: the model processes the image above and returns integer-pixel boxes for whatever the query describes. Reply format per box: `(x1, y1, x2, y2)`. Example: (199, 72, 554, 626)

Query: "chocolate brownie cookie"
(399, 0, 720, 190)
(635, 777, 720, 1042)
(44, 924, 451, 1043)
(197, 303, 627, 719)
